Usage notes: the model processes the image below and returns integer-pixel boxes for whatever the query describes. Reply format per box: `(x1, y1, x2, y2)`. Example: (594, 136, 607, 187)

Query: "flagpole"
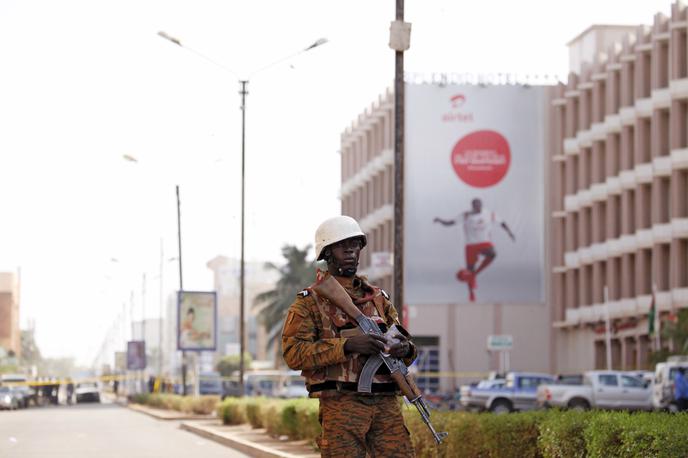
(604, 286, 612, 370)
(653, 283, 660, 351)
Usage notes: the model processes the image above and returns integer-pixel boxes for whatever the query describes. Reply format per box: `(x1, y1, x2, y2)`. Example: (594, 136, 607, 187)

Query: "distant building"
(0, 272, 20, 357)
(206, 256, 280, 364)
(549, 3, 688, 372)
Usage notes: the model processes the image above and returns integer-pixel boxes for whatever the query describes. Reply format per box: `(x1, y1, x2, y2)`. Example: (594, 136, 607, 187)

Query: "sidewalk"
(124, 401, 319, 457)
(180, 420, 320, 458)
(127, 402, 214, 421)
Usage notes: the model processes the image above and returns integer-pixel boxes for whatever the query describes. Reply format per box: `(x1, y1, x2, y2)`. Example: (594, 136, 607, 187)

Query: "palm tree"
(253, 244, 315, 357)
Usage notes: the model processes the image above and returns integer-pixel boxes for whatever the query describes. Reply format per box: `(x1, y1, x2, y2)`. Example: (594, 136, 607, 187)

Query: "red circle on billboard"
(450, 130, 511, 188)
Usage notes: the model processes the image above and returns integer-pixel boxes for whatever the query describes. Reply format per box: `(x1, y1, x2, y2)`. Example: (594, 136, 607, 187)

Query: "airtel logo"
(450, 94, 466, 108)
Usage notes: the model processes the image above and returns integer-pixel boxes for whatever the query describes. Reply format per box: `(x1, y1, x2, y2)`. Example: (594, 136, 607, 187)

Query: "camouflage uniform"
(282, 275, 416, 458)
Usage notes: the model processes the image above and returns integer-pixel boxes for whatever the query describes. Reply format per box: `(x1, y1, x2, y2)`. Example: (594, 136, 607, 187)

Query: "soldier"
(282, 216, 417, 458)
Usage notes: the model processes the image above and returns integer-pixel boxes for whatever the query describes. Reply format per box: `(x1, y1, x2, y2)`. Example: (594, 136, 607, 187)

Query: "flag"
(647, 292, 656, 335)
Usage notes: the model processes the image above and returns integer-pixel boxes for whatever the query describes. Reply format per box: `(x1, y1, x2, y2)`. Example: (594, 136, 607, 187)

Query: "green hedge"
(130, 393, 219, 415)
(404, 409, 688, 458)
(148, 394, 688, 457)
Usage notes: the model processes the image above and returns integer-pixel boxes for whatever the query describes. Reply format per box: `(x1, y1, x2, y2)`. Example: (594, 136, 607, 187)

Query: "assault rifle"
(312, 262, 448, 445)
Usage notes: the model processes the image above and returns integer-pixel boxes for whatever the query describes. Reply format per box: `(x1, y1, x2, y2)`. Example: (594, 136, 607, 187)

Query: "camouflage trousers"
(317, 392, 415, 458)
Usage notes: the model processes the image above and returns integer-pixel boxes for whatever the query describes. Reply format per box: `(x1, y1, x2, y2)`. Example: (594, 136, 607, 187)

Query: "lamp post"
(158, 31, 327, 396)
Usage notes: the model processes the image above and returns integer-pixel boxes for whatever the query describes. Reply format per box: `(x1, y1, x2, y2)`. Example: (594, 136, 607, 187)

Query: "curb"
(180, 421, 319, 458)
(128, 403, 215, 421)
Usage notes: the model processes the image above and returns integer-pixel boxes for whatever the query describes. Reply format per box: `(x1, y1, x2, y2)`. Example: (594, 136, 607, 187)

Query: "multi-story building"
(549, 2, 688, 372)
(0, 272, 20, 357)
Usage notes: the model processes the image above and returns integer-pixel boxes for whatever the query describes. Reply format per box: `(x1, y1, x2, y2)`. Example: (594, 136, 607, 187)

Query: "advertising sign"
(126, 340, 146, 370)
(487, 335, 514, 351)
(405, 84, 545, 305)
(177, 290, 217, 351)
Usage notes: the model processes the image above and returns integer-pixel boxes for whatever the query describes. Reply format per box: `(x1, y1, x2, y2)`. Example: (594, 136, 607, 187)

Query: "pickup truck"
(536, 371, 652, 411)
(460, 372, 554, 413)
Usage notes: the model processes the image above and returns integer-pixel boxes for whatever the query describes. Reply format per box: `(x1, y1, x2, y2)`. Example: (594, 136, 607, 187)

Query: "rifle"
(311, 264, 448, 445)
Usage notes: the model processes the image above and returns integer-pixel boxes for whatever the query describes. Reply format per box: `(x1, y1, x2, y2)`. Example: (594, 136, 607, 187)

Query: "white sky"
(0, 0, 672, 365)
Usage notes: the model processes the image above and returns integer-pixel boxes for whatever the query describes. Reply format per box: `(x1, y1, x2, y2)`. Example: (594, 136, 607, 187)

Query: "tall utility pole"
(390, 0, 410, 318)
(239, 80, 248, 398)
(176, 185, 187, 395)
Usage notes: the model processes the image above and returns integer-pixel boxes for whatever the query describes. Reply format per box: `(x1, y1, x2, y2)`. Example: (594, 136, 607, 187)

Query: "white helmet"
(315, 216, 367, 260)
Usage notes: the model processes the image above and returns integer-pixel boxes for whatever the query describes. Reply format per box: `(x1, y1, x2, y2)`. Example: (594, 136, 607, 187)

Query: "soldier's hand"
(388, 333, 411, 358)
(344, 334, 387, 355)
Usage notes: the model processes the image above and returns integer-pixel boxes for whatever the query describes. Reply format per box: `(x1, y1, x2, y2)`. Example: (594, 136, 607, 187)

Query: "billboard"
(127, 341, 146, 370)
(177, 290, 217, 351)
(404, 84, 545, 305)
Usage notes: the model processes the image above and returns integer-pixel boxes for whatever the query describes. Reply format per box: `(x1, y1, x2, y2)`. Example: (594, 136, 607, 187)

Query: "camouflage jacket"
(281, 275, 417, 392)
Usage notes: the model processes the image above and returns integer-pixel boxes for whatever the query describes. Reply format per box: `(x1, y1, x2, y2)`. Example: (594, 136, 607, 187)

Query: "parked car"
(0, 374, 35, 407)
(275, 375, 308, 398)
(75, 382, 100, 403)
(652, 356, 688, 412)
(459, 378, 505, 410)
(460, 372, 555, 413)
(0, 386, 20, 410)
(199, 372, 223, 396)
(554, 373, 583, 385)
(536, 371, 652, 411)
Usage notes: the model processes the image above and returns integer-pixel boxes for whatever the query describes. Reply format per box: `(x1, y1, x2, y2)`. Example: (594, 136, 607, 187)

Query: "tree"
(216, 353, 253, 377)
(649, 309, 688, 366)
(253, 244, 315, 354)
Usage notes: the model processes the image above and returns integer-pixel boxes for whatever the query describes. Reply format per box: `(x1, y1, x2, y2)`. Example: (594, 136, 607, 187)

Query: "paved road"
(0, 400, 250, 458)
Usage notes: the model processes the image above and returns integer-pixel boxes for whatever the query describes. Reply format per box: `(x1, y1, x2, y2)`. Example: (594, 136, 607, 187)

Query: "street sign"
(487, 334, 513, 351)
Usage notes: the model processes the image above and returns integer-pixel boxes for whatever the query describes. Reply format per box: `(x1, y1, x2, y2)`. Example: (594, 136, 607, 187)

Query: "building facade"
(340, 86, 555, 393)
(549, 3, 688, 372)
(0, 272, 20, 357)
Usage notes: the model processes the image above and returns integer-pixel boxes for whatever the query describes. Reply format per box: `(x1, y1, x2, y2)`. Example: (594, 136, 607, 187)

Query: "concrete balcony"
(606, 176, 622, 195)
(565, 308, 581, 325)
(578, 189, 593, 207)
(619, 170, 636, 189)
(634, 163, 653, 183)
(619, 234, 638, 254)
(635, 97, 653, 118)
(671, 148, 688, 169)
(619, 106, 636, 125)
(603, 114, 622, 134)
(564, 138, 579, 155)
(564, 251, 580, 268)
(635, 294, 653, 314)
(577, 130, 593, 148)
(591, 122, 606, 141)
(652, 223, 673, 243)
(635, 229, 654, 248)
(606, 238, 623, 257)
(578, 247, 593, 265)
(651, 88, 671, 109)
(590, 243, 607, 262)
(672, 288, 688, 307)
(653, 156, 672, 177)
(578, 305, 596, 323)
(564, 194, 579, 212)
(590, 183, 608, 202)
(672, 218, 688, 237)
(669, 78, 688, 98)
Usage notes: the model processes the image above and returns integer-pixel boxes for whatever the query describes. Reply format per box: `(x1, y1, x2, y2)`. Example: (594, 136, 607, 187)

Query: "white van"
(652, 356, 688, 411)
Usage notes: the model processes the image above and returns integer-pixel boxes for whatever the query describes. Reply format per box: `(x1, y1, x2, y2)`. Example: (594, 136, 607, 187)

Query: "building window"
(612, 256, 622, 300)
(658, 243, 670, 291)
(655, 109, 670, 157)
(676, 29, 688, 79)
(658, 177, 671, 224)
(678, 170, 688, 218)
(640, 248, 652, 296)
(679, 239, 688, 288)
(640, 184, 652, 229)
(657, 41, 669, 89)
(637, 119, 651, 164)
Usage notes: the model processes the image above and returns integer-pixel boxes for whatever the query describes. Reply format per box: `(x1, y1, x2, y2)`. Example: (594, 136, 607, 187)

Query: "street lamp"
(158, 31, 327, 396)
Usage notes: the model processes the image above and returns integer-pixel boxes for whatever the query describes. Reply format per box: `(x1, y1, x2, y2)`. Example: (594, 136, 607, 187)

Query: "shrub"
(244, 397, 268, 429)
(538, 409, 592, 458)
(480, 411, 543, 458)
(217, 397, 247, 425)
(583, 411, 627, 458)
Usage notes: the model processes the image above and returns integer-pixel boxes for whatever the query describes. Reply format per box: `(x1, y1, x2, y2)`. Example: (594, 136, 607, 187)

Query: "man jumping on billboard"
(434, 198, 515, 302)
